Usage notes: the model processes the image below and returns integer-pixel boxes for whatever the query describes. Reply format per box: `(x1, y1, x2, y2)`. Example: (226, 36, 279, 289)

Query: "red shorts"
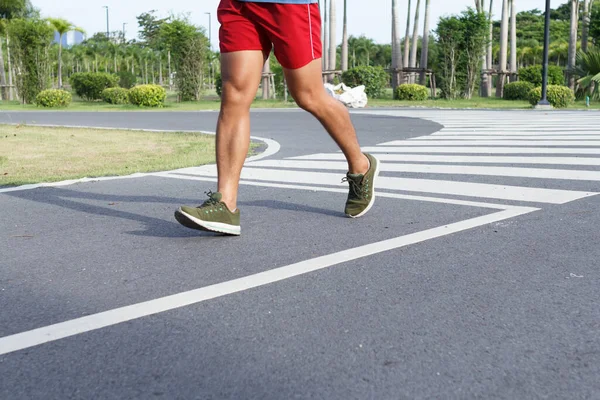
(217, 0, 322, 69)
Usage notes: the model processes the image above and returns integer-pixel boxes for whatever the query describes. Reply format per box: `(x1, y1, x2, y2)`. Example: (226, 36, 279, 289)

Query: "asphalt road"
(0, 109, 599, 400)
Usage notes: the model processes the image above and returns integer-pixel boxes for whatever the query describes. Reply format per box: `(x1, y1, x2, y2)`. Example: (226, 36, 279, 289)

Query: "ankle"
(349, 154, 370, 175)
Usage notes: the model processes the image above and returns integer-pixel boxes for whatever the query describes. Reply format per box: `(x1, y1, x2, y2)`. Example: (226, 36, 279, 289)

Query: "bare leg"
(284, 59, 369, 175)
(217, 51, 264, 211)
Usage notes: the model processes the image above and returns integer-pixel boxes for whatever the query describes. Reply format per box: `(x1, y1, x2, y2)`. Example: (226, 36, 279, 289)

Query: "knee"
(221, 80, 255, 110)
(293, 89, 326, 114)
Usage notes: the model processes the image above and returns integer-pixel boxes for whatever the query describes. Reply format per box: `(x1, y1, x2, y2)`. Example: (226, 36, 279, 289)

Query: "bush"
(215, 73, 222, 97)
(395, 84, 429, 101)
(341, 66, 389, 98)
(518, 65, 564, 86)
(35, 89, 72, 108)
(503, 81, 535, 100)
(528, 85, 575, 108)
(128, 85, 167, 107)
(102, 87, 130, 105)
(117, 71, 137, 89)
(70, 72, 119, 101)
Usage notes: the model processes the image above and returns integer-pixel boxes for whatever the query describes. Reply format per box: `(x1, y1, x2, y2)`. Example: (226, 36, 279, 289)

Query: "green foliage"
(341, 66, 389, 98)
(395, 84, 429, 101)
(215, 73, 222, 97)
(519, 65, 565, 86)
(503, 81, 535, 100)
(128, 84, 166, 107)
(528, 85, 575, 108)
(7, 18, 54, 104)
(102, 87, 130, 105)
(435, 8, 488, 99)
(117, 71, 137, 89)
(70, 72, 119, 101)
(0, 0, 31, 19)
(35, 89, 72, 108)
(572, 48, 600, 100)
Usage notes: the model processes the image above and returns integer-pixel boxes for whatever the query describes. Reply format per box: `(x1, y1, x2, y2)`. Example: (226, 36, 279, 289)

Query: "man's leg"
(216, 51, 264, 212)
(283, 59, 369, 175)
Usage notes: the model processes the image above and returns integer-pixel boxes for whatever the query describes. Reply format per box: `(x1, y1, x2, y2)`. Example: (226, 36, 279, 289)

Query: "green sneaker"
(175, 192, 241, 236)
(343, 153, 380, 218)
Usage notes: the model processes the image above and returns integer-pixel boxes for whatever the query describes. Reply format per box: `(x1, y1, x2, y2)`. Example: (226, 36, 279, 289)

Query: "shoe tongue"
(347, 173, 364, 182)
(211, 192, 223, 202)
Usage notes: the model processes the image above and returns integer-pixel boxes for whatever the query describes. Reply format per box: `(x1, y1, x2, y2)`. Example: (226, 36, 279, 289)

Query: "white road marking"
(285, 153, 600, 167)
(361, 147, 600, 154)
(379, 140, 600, 147)
(414, 135, 600, 140)
(245, 159, 600, 181)
(182, 167, 593, 204)
(0, 206, 537, 357)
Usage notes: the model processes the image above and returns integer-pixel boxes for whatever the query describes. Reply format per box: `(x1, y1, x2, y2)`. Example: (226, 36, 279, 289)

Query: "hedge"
(128, 85, 167, 107)
(35, 89, 72, 108)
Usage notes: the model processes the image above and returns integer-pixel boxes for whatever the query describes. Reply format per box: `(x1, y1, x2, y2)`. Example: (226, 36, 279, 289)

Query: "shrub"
(503, 81, 535, 100)
(35, 89, 72, 108)
(341, 66, 389, 98)
(215, 73, 222, 97)
(70, 72, 119, 101)
(117, 71, 137, 89)
(128, 84, 167, 107)
(395, 84, 429, 101)
(528, 85, 575, 108)
(518, 65, 564, 86)
(102, 87, 130, 105)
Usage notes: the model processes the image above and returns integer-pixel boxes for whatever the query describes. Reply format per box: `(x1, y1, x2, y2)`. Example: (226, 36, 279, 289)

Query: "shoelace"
(199, 191, 221, 208)
(342, 177, 365, 199)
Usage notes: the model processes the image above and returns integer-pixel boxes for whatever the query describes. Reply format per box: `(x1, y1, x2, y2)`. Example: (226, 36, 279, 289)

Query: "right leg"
(217, 51, 264, 212)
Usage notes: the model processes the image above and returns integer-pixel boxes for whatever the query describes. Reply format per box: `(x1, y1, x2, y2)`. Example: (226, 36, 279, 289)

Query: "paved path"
(1, 109, 599, 399)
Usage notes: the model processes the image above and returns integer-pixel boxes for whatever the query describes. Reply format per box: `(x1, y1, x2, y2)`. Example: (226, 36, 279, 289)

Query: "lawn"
(0, 124, 226, 187)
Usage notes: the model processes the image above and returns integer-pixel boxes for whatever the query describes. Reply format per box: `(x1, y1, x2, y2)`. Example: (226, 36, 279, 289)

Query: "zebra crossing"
(164, 110, 598, 213)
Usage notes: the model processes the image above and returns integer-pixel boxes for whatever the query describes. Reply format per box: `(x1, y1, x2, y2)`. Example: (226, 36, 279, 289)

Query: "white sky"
(31, 0, 565, 48)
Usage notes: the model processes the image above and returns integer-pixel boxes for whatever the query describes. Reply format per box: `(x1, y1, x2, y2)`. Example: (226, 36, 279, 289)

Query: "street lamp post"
(538, 0, 551, 107)
(204, 12, 212, 49)
(123, 22, 127, 42)
(205, 12, 213, 90)
(103, 6, 110, 39)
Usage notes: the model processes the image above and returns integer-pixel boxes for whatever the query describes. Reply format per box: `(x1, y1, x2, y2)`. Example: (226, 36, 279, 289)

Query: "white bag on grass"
(324, 83, 368, 108)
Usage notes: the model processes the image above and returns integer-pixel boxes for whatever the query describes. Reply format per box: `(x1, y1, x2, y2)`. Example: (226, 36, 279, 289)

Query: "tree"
(391, 0, 403, 89)
(509, 0, 517, 81)
(328, 0, 337, 74)
(404, 0, 412, 69)
(7, 18, 54, 103)
(409, 0, 421, 83)
(568, 0, 579, 89)
(48, 18, 84, 88)
(572, 48, 600, 99)
(419, 0, 431, 85)
(341, 0, 348, 71)
(582, 0, 595, 52)
(496, 0, 509, 97)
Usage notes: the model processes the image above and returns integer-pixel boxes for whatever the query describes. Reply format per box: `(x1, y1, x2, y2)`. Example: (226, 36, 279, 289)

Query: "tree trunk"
(328, 0, 337, 77)
(0, 36, 7, 100)
(341, 0, 348, 71)
(568, 0, 579, 90)
(419, 0, 431, 85)
(7, 35, 14, 101)
(323, 0, 329, 77)
(582, 0, 593, 53)
(392, 0, 403, 90)
(485, 0, 494, 96)
(58, 39, 63, 88)
(403, 0, 411, 71)
(409, 0, 421, 83)
(159, 57, 163, 85)
(168, 51, 172, 90)
(496, 0, 509, 97)
(262, 58, 270, 100)
(509, 0, 517, 82)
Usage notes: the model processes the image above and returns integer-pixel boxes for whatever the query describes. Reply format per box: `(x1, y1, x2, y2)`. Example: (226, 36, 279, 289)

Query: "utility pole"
(538, 0, 552, 108)
(103, 6, 110, 39)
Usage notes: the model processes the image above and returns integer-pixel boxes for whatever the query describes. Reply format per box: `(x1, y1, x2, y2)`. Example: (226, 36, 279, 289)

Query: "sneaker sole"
(174, 209, 241, 236)
(346, 155, 380, 219)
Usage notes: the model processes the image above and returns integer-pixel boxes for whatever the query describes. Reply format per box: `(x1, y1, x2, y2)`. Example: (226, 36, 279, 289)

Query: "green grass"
(0, 124, 228, 187)
(1, 88, 598, 111)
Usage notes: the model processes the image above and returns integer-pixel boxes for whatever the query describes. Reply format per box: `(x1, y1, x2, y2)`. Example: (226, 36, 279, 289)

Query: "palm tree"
(328, 0, 337, 75)
(509, 0, 517, 82)
(341, 0, 348, 71)
(0, 20, 7, 100)
(48, 18, 84, 88)
(496, 0, 509, 97)
(582, 0, 595, 53)
(568, 0, 579, 89)
(572, 48, 600, 99)
(322, 0, 329, 73)
(403, 0, 411, 70)
(486, 0, 494, 95)
(391, 0, 403, 89)
(419, 0, 431, 85)
(409, 0, 421, 83)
